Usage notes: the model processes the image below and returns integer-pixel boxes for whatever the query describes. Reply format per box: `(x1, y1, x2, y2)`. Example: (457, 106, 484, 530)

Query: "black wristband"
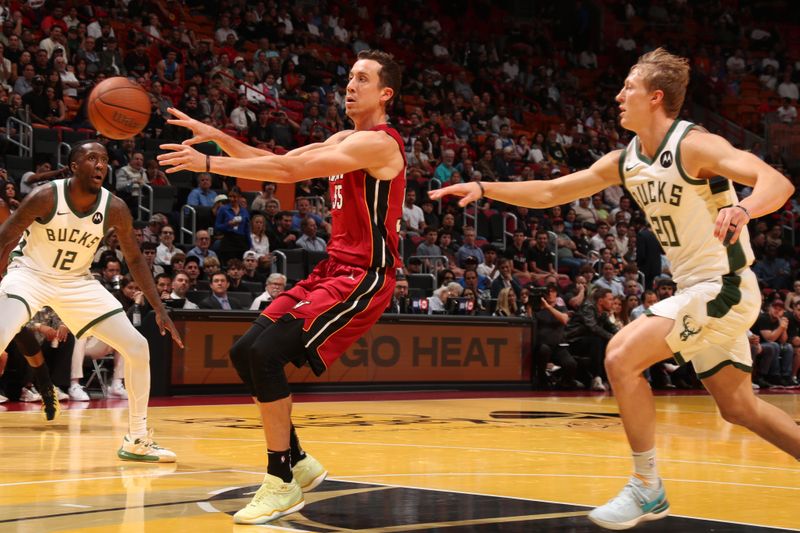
(735, 204, 750, 220)
(206, 154, 211, 173)
(476, 181, 485, 199)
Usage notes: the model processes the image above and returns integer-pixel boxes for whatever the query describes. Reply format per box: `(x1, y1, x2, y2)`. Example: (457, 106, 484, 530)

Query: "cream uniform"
(0, 179, 123, 338)
(619, 120, 760, 378)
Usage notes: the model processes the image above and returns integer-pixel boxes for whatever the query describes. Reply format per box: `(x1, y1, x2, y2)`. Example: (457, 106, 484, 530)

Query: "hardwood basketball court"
(0, 391, 798, 531)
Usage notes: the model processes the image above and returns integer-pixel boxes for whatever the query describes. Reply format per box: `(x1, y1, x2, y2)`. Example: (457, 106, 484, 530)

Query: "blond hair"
(631, 47, 690, 118)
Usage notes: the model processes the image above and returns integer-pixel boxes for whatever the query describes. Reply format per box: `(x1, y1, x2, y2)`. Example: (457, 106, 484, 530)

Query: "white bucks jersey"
(9, 179, 110, 278)
(620, 120, 754, 287)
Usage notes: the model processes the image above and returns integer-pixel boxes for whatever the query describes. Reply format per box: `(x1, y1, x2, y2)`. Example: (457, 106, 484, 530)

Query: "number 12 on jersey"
(52, 248, 77, 271)
(332, 184, 343, 209)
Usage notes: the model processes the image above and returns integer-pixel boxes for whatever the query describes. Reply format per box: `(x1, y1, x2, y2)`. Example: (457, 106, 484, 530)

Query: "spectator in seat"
(186, 229, 218, 268)
(115, 151, 148, 213)
(249, 213, 271, 258)
(490, 258, 521, 299)
(494, 287, 522, 317)
(434, 149, 456, 183)
(168, 272, 199, 309)
(200, 272, 244, 310)
(242, 250, 266, 284)
(295, 215, 326, 252)
(155, 225, 179, 267)
(402, 189, 425, 236)
(225, 259, 249, 293)
(249, 273, 287, 310)
(630, 290, 658, 320)
(250, 181, 280, 212)
(415, 227, 441, 257)
(534, 283, 580, 389)
(564, 287, 618, 392)
(140, 241, 164, 277)
(268, 110, 299, 149)
(386, 274, 411, 313)
(594, 262, 625, 296)
(183, 256, 201, 288)
(755, 299, 796, 386)
(69, 336, 127, 400)
(187, 172, 217, 208)
(455, 226, 485, 268)
(230, 94, 256, 133)
(477, 244, 500, 281)
(215, 187, 251, 264)
(268, 210, 300, 250)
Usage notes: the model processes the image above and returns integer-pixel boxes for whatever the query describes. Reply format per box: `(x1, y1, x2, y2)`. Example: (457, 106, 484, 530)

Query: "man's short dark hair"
(278, 210, 293, 220)
(592, 287, 612, 303)
(424, 226, 438, 235)
(141, 241, 158, 252)
(68, 139, 103, 165)
(356, 49, 401, 105)
(211, 272, 229, 283)
(226, 258, 244, 270)
(184, 255, 200, 267)
(155, 273, 172, 284)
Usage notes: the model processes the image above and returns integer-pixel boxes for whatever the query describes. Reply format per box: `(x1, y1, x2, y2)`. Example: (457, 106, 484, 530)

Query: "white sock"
(129, 415, 147, 438)
(632, 448, 659, 486)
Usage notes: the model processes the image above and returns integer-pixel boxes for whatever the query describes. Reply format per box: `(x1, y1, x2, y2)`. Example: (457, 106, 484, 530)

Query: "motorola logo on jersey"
(660, 150, 674, 168)
(92, 212, 103, 224)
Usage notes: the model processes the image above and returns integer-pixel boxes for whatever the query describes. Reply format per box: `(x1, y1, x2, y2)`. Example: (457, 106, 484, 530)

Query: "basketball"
(87, 77, 151, 139)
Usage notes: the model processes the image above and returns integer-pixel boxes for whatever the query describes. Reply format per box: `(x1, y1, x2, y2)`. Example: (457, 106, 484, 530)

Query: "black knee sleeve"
(250, 315, 306, 403)
(229, 316, 272, 395)
(14, 327, 41, 357)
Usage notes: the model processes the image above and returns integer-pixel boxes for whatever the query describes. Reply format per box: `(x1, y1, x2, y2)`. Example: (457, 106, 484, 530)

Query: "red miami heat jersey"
(325, 124, 406, 270)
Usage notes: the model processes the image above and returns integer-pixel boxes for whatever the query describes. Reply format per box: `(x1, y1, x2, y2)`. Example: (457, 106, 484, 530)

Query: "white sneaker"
(108, 382, 128, 399)
(591, 376, 607, 392)
(20, 386, 42, 402)
(292, 454, 328, 492)
(233, 473, 304, 524)
(68, 383, 90, 402)
(118, 429, 177, 463)
(588, 476, 670, 530)
(54, 387, 69, 401)
(0, 393, 7, 404)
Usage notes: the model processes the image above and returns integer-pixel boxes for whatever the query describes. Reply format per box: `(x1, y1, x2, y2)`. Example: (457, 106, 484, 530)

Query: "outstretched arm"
(108, 197, 183, 347)
(0, 185, 54, 275)
(166, 107, 355, 159)
(159, 130, 402, 183)
(429, 150, 623, 209)
(681, 131, 795, 245)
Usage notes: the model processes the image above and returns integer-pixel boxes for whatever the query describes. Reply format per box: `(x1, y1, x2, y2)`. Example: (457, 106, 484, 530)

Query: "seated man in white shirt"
(168, 272, 199, 309)
(402, 189, 425, 236)
(250, 273, 288, 310)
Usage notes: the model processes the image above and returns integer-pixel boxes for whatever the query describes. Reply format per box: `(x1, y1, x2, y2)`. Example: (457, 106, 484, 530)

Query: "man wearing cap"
(187, 172, 217, 208)
(755, 299, 796, 386)
(242, 250, 266, 284)
(187, 229, 218, 268)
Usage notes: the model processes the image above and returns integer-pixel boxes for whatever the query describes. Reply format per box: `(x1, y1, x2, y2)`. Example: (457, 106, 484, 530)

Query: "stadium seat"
(186, 291, 210, 306)
(407, 273, 437, 293)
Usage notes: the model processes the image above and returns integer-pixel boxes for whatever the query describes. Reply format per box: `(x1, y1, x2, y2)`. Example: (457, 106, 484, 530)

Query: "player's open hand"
(157, 144, 204, 173)
(155, 309, 184, 349)
(428, 182, 484, 208)
(165, 107, 220, 146)
(714, 204, 750, 246)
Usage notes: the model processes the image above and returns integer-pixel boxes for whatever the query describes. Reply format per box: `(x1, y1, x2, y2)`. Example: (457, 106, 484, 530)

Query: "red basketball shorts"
(262, 258, 395, 375)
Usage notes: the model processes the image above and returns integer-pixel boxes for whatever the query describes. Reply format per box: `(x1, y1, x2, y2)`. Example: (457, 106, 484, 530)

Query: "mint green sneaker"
(588, 476, 669, 530)
(292, 454, 327, 492)
(117, 429, 176, 463)
(233, 473, 304, 524)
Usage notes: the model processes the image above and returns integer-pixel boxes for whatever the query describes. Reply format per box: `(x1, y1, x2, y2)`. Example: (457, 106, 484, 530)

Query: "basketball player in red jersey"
(158, 50, 405, 524)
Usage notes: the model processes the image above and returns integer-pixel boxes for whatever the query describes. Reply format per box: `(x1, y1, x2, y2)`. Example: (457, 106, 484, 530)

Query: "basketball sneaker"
(233, 473, 304, 525)
(19, 386, 41, 402)
(292, 454, 327, 492)
(117, 429, 177, 463)
(108, 382, 128, 399)
(39, 386, 60, 421)
(588, 476, 669, 530)
(68, 383, 90, 401)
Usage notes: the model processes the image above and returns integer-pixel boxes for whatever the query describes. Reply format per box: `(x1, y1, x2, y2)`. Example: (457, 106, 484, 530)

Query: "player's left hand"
(713, 205, 750, 246)
(155, 309, 184, 349)
(157, 144, 204, 174)
(428, 182, 484, 208)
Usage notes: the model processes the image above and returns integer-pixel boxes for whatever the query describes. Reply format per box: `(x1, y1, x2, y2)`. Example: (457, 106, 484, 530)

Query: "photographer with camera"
(532, 283, 580, 389)
(564, 287, 619, 391)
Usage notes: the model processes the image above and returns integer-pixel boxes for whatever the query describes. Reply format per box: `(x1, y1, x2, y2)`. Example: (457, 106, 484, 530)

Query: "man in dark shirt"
(268, 210, 300, 250)
(754, 300, 796, 386)
(527, 230, 556, 279)
(504, 230, 532, 276)
(534, 283, 579, 389)
(564, 287, 618, 391)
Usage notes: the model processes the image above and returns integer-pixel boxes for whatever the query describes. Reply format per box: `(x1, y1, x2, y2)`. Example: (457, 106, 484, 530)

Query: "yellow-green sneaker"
(233, 473, 304, 525)
(117, 429, 177, 463)
(292, 454, 327, 492)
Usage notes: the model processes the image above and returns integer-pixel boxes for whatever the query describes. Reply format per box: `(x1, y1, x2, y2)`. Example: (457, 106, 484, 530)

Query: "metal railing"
(6, 117, 33, 158)
(270, 250, 287, 277)
(462, 201, 479, 234)
(180, 204, 196, 245)
(56, 142, 70, 168)
(138, 184, 153, 221)
(428, 178, 442, 214)
(502, 212, 517, 250)
(408, 255, 449, 274)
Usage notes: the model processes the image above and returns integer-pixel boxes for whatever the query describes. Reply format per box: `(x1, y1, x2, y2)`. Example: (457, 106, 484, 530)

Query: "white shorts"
(0, 265, 123, 338)
(646, 269, 760, 379)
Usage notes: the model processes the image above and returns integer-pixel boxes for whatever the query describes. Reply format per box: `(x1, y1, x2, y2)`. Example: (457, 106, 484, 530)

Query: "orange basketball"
(87, 77, 151, 139)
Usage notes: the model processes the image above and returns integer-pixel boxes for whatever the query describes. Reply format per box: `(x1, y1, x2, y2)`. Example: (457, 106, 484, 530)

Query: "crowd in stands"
(1, 0, 800, 396)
